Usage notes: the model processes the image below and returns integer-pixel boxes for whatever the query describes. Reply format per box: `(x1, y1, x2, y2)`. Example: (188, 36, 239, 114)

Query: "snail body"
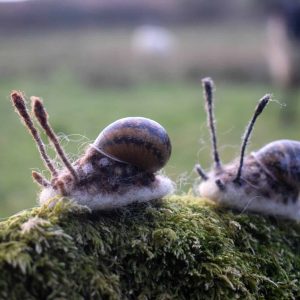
(196, 78, 300, 220)
(11, 92, 174, 210)
(199, 140, 300, 221)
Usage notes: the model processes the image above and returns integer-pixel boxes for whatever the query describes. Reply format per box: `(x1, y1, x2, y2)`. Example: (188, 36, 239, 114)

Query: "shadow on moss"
(0, 196, 300, 299)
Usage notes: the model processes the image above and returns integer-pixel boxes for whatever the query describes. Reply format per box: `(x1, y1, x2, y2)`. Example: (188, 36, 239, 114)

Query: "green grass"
(0, 25, 266, 84)
(1, 74, 300, 217)
(1, 196, 300, 299)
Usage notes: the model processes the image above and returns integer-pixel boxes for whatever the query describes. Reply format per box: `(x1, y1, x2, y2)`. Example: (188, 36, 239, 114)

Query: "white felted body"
(40, 175, 174, 210)
(199, 179, 300, 221)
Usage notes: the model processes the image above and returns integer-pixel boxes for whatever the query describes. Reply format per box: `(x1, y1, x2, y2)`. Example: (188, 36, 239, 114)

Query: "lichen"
(0, 196, 300, 299)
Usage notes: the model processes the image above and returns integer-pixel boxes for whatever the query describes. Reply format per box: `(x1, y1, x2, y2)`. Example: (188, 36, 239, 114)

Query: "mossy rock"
(0, 196, 300, 299)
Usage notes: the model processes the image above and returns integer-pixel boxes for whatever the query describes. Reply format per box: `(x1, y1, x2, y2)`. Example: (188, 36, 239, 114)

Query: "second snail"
(196, 78, 300, 221)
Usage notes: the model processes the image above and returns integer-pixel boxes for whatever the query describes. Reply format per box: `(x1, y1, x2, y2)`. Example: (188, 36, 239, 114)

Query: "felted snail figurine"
(196, 78, 300, 221)
(11, 92, 174, 210)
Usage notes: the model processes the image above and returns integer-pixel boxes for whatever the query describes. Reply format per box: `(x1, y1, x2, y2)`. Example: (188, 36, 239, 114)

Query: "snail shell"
(92, 117, 172, 173)
(252, 139, 300, 187)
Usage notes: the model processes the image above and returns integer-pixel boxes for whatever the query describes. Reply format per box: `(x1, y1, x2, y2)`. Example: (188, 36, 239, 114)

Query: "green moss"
(0, 196, 300, 299)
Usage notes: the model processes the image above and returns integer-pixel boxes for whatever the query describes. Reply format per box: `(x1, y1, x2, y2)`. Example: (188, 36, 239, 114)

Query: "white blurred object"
(266, 15, 291, 88)
(132, 25, 175, 56)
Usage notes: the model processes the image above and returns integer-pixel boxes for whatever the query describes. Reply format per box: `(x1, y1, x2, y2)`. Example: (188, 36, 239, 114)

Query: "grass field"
(0, 25, 299, 217)
(1, 75, 300, 217)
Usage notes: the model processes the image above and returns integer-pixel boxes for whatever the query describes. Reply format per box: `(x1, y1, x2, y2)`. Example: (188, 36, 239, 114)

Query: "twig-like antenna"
(202, 77, 222, 169)
(234, 94, 271, 183)
(11, 91, 58, 178)
(32, 171, 50, 187)
(195, 164, 208, 180)
(31, 97, 79, 181)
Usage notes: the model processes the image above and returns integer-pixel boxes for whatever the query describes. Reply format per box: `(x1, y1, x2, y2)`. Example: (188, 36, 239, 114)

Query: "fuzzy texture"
(198, 140, 300, 221)
(38, 145, 174, 210)
(40, 174, 174, 210)
(11, 91, 174, 212)
(1, 195, 300, 299)
(199, 177, 300, 220)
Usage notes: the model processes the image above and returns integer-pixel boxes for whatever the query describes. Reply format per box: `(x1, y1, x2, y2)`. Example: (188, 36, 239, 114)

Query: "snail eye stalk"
(11, 91, 58, 179)
(202, 77, 222, 170)
(234, 94, 271, 183)
(32, 171, 50, 187)
(31, 97, 79, 181)
(195, 164, 209, 181)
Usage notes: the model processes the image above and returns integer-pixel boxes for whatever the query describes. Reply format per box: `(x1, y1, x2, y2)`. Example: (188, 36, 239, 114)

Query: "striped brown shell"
(93, 117, 171, 173)
(253, 139, 300, 187)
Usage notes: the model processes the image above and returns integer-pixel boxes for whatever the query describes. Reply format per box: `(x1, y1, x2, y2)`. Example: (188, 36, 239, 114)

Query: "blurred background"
(1, 0, 300, 217)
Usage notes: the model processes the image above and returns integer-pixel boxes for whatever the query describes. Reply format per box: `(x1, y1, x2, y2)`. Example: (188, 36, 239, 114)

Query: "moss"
(0, 196, 300, 299)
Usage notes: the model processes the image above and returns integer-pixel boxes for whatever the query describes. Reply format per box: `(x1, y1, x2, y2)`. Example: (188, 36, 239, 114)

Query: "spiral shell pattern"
(93, 117, 171, 173)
